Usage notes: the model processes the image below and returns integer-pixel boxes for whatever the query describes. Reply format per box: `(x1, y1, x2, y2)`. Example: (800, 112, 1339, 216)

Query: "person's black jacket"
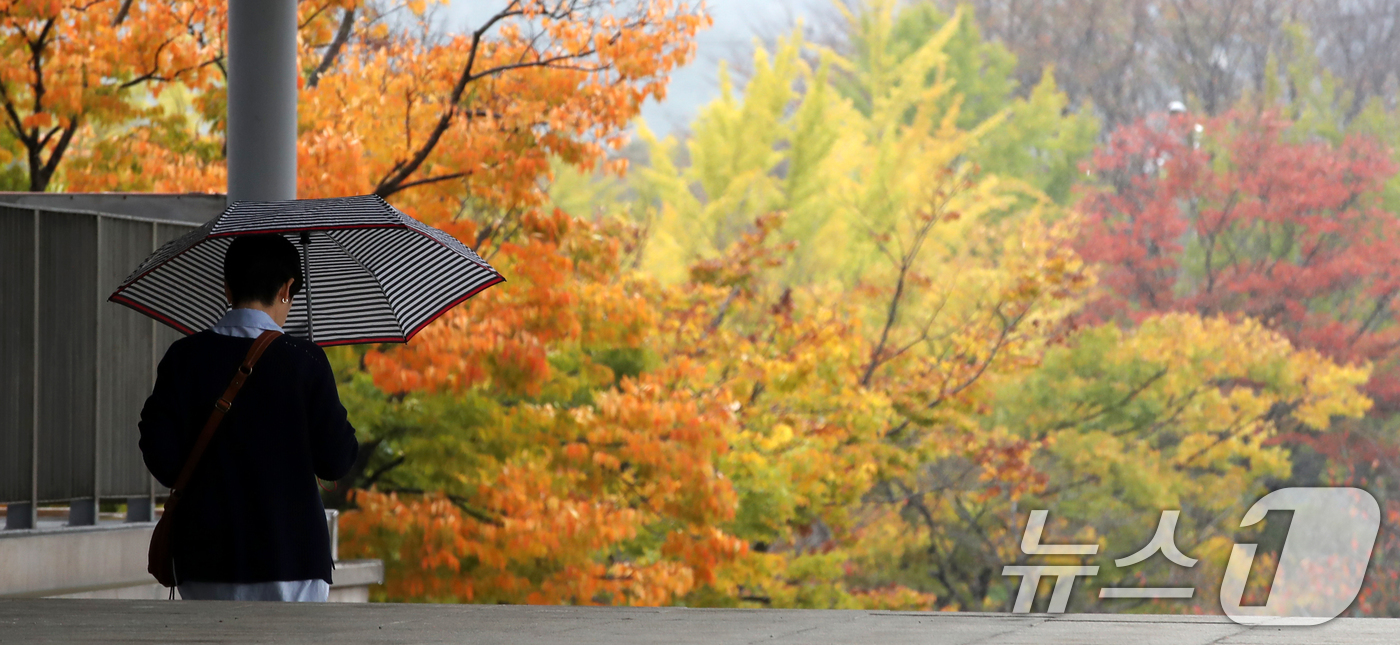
(139, 331, 359, 584)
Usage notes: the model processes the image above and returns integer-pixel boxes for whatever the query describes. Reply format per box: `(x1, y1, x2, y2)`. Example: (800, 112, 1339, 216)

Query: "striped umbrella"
(108, 195, 505, 346)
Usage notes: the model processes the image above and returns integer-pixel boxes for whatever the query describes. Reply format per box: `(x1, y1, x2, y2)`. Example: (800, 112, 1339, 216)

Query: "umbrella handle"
(300, 231, 314, 343)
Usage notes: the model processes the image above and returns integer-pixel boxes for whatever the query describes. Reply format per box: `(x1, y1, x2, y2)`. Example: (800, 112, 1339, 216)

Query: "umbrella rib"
(108, 294, 198, 335)
(403, 273, 506, 342)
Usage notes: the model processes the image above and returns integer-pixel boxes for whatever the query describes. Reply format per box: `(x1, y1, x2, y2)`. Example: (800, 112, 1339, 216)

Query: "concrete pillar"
(125, 498, 153, 523)
(5, 502, 33, 530)
(68, 499, 96, 526)
(227, 0, 299, 203)
(325, 509, 339, 561)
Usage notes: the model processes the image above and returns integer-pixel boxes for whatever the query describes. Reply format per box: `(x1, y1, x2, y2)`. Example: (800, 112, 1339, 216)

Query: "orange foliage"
(18, 0, 706, 198)
(0, 0, 225, 190)
(55, 1, 709, 230)
(366, 209, 655, 396)
(343, 355, 747, 605)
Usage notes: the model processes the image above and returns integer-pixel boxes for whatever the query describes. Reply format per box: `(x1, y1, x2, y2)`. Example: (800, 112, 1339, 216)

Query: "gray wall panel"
(37, 211, 97, 502)
(2, 207, 196, 505)
(99, 219, 158, 498)
(0, 207, 36, 503)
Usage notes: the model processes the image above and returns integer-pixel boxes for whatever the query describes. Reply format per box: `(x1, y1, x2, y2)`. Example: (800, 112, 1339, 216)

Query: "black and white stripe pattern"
(109, 195, 504, 346)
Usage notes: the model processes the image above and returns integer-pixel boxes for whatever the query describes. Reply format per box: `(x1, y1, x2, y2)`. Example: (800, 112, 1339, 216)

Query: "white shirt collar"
(210, 308, 284, 339)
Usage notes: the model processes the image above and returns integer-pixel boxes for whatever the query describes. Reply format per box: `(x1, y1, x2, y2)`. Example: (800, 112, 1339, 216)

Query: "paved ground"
(1, 599, 1397, 644)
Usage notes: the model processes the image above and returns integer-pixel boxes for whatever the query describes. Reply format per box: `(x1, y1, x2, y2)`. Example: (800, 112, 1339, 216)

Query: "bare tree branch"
(372, 1, 524, 197)
(307, 7, 356, 89)
(111, 0, 135, 27)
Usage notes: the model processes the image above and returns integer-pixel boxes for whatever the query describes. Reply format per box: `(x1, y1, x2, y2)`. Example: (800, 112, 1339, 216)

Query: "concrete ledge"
(0, 522, 155, 597)
(1, 600, 1397, 644)
(49, 582, 171, 600)
(332, 559, 384, 588)
(328, 560, 383, 603)
(1, 520, 382, 602)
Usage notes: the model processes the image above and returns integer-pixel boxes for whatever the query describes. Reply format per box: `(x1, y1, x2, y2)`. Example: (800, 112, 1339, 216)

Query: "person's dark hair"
(223, 234, 303, 306)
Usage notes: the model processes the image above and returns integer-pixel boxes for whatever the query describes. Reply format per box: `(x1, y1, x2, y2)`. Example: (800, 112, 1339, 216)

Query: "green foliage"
(832, 0, 1098, 204)
(976, 313, 1369, 605)
(327, 346, 503, 499)
(631, 29, 849, 285)
(0, 120, 29, 190)
(627, 0, 1098, 290)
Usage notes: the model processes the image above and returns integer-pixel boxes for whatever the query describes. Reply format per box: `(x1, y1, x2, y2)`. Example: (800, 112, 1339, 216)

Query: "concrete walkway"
(1, 600, 1397, 644)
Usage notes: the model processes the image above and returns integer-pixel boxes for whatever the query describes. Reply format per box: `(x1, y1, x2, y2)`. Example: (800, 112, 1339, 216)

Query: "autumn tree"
(0, 0, 224, 191)
(338, 211, 750, 604)
(630, 2, 1097, 287)
(56, 0, 362, 193)
(827, 0, 1098, 203)
(1076, 107, 1400, 614)
(60, 0, 708, 232)
(627, 29, 852, 285)
(1078, 109, 1400, 408)
(975, 313, 1369, 612)
(300, 0, 707, 213)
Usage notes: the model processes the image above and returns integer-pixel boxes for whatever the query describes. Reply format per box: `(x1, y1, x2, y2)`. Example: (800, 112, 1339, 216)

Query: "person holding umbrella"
(114, 195, 504, 600)
(138, 234, 358, 601)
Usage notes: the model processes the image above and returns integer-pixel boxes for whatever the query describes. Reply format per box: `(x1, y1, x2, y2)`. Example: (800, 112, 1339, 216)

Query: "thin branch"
(0, 82, 31, 145)
(389, 171, 469, 192)
(942, 305, 1026, 400)
(371, 0, 615, 198)
(705, 286, 741, 334)
(1350, 290, 1395, 344)
(116, 41, 225, 90)
(1040, 368, 1170, 437)
(112, 0, 135, 27)
(464, 55, 604, 81)
(862, 258, 911, 387)
(299, 0, 335, 29)
(376, 487, 504, 527)
(36, 120, 80, 188)
(36, 124, 61, 149)
(307, 8, 356, 89)
(362, 455, 407, 488)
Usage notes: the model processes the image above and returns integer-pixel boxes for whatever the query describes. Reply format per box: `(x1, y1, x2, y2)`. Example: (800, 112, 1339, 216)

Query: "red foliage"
(1077, 109, 1400, 410)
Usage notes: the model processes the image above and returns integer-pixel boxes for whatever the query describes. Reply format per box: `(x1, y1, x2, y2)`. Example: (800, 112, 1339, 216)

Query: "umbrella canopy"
(109, 195, 504, 346)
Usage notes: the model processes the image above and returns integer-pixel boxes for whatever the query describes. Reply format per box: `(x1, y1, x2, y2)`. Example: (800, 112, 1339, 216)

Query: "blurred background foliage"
(12, 0, 1400, 616)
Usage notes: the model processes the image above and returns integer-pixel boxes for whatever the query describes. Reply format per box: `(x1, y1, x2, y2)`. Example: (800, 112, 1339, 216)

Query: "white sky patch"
(438, 0, 826, 135)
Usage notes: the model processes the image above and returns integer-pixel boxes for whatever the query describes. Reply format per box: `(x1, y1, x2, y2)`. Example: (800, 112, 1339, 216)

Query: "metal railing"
(1, 203, 201, 528)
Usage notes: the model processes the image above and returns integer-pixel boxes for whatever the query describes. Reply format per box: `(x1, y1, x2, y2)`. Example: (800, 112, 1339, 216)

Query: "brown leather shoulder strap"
(170, 329, 283, 493)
